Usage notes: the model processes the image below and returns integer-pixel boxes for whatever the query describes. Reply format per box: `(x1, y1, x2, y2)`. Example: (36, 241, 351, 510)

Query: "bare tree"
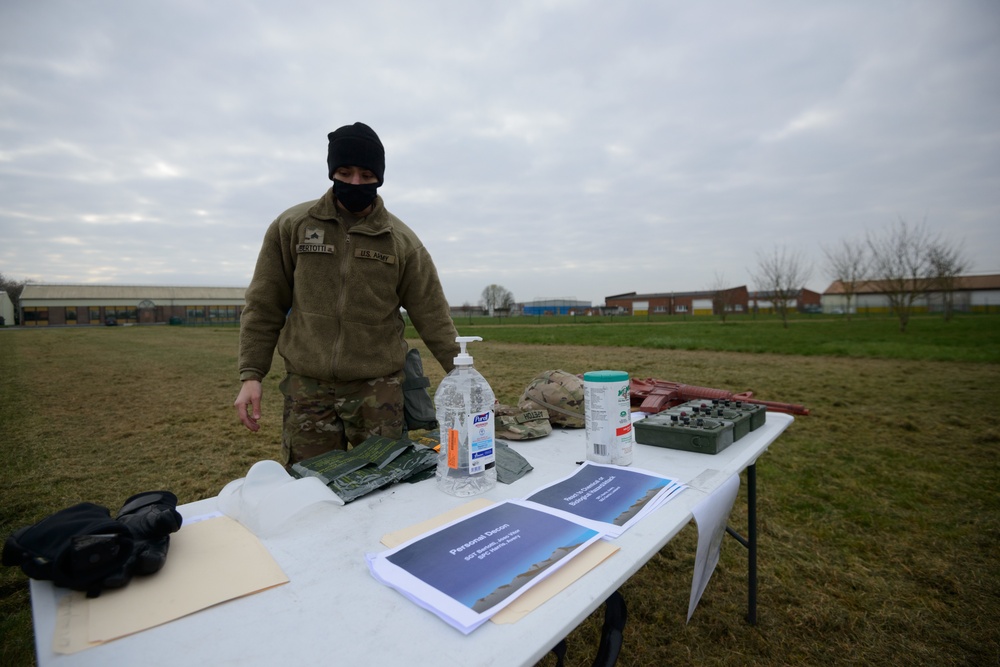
(866, 217, 935, 333)
(821, 238, 869, 322)
(0, 272, 27, 325)
(708, 272, 736, 324)
(926, 237, 969, 321)
(751, 246, 811, 329)
(456, 301, 477, 322)
(0, 273, 27, 300)
(480, 284, 514, 316)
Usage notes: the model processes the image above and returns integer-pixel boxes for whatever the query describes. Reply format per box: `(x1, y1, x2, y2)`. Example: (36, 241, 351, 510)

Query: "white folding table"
(30, 412, 793, 666)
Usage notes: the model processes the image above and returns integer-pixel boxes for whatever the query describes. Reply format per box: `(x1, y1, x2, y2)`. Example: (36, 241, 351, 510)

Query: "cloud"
(0, 0, 998, 305)
(763, 108, 840, 142)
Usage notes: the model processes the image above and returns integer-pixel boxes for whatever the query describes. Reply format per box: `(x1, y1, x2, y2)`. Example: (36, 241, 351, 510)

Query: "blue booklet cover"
(368, 500, 603, 633)
(522, 462, 686, 537)
(367, 463, 687, 633)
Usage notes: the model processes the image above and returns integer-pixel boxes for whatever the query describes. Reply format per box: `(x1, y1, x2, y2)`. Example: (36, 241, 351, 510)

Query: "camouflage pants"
(279, 371, 405, 466)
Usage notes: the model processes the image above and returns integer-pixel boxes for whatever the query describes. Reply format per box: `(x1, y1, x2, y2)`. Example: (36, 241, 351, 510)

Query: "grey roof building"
(18, 283, 246, 326)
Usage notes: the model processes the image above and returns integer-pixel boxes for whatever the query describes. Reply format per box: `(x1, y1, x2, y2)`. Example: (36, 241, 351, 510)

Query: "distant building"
(821, 274, 1000, 314)
(521, 298, 591, 316)
(0, 291, 14, 326)
(448, 304, 483, 318)
(604, 287, 749, 316)
(18, 284, 246, 326)
(748, 288, 822, 314)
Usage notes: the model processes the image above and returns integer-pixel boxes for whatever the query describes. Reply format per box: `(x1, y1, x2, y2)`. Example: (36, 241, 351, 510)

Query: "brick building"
(604, 286, 749, 316)
(748, 288, 822, 314)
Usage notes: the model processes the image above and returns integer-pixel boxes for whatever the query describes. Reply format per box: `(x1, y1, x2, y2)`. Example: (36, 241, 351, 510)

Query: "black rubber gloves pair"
(2, 491, 183, 597)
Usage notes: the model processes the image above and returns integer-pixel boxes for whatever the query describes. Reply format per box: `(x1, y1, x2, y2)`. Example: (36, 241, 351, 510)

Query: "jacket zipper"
(331, 231, 351, 378)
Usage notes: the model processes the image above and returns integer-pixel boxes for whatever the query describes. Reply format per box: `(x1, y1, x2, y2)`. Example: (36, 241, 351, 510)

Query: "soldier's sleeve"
(398, 246, 459, 373)
(239, 220, 296, 381)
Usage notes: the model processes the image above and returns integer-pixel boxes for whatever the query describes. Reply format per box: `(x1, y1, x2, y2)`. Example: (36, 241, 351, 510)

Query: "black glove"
(3, 492, 184, 597)
(100, 491, 183, 592)
(2, 503, 134, 595)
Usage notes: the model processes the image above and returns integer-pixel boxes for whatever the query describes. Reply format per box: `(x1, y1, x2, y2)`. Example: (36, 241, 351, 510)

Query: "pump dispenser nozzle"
(453, 336, 482, 366)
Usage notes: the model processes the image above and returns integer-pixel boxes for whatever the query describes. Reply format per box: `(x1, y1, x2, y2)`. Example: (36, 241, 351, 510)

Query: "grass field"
(1, 316, 999, 666)
(435, 313, 1000, 363)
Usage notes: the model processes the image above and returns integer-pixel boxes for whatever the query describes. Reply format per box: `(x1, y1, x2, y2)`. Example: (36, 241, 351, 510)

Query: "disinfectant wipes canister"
(584, 370, 633, 466)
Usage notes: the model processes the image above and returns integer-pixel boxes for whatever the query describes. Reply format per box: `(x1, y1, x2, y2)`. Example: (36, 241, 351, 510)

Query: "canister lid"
(583, 370, 629, 382)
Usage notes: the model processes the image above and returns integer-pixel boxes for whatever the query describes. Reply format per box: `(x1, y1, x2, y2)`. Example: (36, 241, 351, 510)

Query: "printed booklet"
(366, 463, 687, 633)
(521, 462, 687, 538)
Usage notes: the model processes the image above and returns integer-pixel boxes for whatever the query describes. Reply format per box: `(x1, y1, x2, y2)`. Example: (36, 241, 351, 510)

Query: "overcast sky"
(2, 1, 998, 307)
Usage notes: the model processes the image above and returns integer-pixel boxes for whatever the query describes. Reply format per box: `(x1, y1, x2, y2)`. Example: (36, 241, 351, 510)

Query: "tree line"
(750, 217, 969, 332)
(822, 216, 968, 332)
(1, 216, 972, 334)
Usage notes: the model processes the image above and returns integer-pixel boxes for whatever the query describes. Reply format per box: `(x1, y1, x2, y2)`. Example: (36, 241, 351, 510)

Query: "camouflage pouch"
(495, 404, 552, 440)
(402, 348, 437, 431)
(518, 370, 586, 428)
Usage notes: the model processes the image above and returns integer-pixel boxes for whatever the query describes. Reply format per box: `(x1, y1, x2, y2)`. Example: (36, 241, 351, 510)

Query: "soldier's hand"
(235, 380, 263, 432)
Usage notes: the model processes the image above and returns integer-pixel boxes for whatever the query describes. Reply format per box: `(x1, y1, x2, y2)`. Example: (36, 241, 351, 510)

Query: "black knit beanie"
(327, 122, 385, 186)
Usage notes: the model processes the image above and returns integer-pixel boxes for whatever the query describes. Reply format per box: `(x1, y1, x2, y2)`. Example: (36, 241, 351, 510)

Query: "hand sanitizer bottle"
(434, 336, 497, 496)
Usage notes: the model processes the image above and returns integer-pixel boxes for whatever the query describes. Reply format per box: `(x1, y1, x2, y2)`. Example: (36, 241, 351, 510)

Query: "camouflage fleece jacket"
(238, 188, 459, 383)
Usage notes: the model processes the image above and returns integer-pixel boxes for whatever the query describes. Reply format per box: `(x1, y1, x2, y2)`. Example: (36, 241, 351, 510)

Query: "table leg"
(747, 462, 758, 625)
(724, 463, 758, 625)
(552, 590, 627, 667)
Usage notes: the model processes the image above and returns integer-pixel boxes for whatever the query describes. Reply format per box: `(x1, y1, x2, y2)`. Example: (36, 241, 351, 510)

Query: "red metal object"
(630, 378, 810, 416)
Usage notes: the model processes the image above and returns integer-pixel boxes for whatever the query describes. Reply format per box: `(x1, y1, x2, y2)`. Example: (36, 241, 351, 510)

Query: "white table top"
(31, 412, 793, 667)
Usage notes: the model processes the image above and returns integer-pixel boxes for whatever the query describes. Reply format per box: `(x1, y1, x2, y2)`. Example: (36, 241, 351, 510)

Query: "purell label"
(468, 410, 495, 473)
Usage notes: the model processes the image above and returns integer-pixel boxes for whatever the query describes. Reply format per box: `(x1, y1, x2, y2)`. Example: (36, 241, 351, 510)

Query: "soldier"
(234, 122, 459, 466)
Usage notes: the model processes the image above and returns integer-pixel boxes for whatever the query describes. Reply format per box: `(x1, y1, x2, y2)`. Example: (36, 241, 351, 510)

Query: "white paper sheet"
(53, 516, 288, 654)
(687, 473, 740, 622)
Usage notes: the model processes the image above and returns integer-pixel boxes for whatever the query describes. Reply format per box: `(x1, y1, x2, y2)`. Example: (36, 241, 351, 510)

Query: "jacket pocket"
(277, 309, 337, 381)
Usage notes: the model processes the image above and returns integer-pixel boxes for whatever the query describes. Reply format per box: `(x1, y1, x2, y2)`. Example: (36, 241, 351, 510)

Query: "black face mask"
(333, 180, 379, 213)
